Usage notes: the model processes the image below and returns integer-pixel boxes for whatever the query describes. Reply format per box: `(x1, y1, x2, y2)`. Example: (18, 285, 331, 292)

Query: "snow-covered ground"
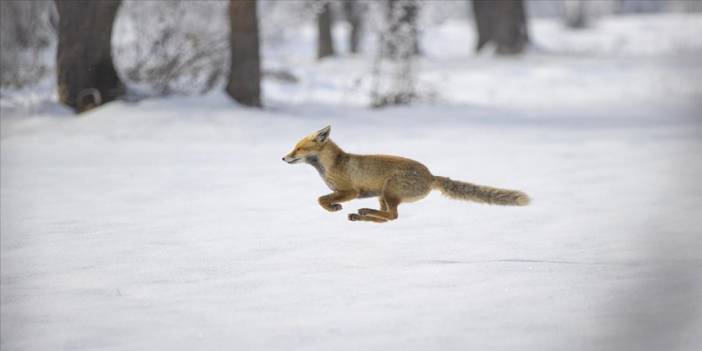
(2, 13, 702, 351)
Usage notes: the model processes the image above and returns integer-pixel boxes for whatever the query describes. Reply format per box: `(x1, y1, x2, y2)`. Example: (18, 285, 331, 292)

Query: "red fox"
(283, 126, 530, 223)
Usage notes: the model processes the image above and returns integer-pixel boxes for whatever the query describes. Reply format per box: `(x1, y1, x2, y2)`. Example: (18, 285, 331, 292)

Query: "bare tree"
(54, 0, 124, 113)
(472, 0, 528, 55)
(342, 0, 364, 54)
(317, 1, 335, 59)
(385, 0, 419, 58)
(226, 0, 261, 107)
(371, 0, 420, 107)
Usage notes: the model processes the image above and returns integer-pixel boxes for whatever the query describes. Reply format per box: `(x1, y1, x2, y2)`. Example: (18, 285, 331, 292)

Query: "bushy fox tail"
(433, 176, 530, 206)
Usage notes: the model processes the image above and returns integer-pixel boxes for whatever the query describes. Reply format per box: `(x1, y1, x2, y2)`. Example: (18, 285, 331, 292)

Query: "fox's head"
(282, 126, 331, 164)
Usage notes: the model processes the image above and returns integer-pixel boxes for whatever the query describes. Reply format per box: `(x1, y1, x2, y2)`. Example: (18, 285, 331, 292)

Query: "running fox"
(283, 126, 530, 223)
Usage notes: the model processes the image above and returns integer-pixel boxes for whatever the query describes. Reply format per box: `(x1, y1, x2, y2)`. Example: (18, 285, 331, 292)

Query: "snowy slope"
(2, 13, 702, 351)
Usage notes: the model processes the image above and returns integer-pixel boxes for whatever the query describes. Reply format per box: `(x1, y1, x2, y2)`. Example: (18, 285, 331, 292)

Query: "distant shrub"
(113, 0, 229, 95)
(0, 1, 56, 89)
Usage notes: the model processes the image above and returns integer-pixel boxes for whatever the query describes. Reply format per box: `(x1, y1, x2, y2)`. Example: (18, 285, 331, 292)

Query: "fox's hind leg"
(356, 196, 399, 221)
(319, 190, 358, 212)
(349, 195, 395, 223)
(352, 172, 431, 222)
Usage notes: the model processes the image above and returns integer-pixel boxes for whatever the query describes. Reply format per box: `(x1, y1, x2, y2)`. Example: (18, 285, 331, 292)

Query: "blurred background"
(1, 1, 701, 350)
(1, 0, 701, 109)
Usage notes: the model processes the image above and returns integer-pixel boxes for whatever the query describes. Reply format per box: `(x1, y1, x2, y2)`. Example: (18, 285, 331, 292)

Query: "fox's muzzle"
(282, 155, 302, 164)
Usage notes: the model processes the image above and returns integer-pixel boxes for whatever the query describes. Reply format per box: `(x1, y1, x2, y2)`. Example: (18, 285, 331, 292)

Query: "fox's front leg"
(318, 190, 358, 212)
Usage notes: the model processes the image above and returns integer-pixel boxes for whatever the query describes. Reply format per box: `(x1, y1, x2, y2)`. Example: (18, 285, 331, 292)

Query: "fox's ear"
(314, 125, 331, 143)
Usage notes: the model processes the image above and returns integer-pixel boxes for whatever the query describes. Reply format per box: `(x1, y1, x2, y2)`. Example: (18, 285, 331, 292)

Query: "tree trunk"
(54, 0, 124, 113)
(342, 0, 363, 54)
(563, 0, 588, 29)
(472, 0, 528, 55)
(317, 1, 335, 59)
(226, 0, 261, 107)
(385, 0, 419, 59)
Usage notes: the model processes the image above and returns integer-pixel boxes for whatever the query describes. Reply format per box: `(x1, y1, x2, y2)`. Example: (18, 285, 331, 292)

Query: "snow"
(2, 13, 702, 351)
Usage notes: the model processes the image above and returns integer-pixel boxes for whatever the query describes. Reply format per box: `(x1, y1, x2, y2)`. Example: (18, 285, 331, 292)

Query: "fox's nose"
(282, 155, 296, 163)
(281, 157, 284, 161)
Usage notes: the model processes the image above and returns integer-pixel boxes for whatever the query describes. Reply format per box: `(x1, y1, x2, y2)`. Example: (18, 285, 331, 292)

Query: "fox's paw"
(348, 213, 388, 223)
(322, 203, 342, 212)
